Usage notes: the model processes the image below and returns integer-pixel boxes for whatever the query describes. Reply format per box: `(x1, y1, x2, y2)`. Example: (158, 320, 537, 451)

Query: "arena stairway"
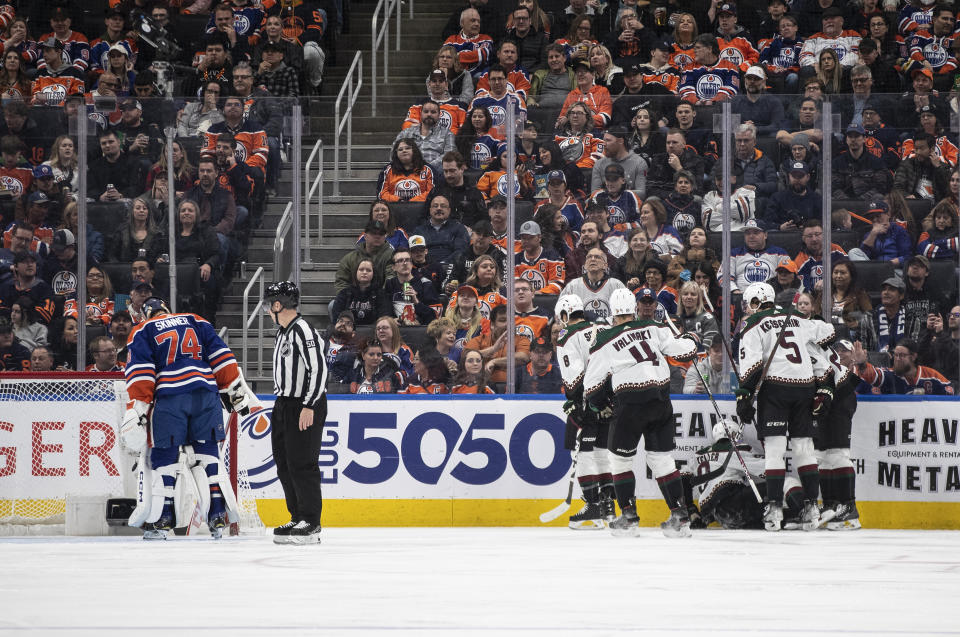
(216, 0, 454, 383)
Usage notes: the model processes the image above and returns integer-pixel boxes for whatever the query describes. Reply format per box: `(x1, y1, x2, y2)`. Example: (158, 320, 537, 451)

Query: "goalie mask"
(713, 419, 743, 442)
(554, 295, 584, 326)
(142, 297, 170, 320)
(743, 282, 775, 310)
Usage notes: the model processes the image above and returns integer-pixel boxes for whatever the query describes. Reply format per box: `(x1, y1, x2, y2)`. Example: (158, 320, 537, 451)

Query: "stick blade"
(539, 501, 572, 523)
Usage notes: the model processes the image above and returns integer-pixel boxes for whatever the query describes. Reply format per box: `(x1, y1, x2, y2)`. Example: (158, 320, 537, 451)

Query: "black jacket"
(429, 180, 489, 227)
(88, 152, 144, 198)
(330, 285, 391, 326)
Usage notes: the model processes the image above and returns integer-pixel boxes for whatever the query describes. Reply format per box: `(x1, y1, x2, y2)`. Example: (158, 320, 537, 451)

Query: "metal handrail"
(332, 51, 363, 198)
(305, 137, 325, 252)
(241, 266, 266, 379)
(218, 326, 229, 343)
(371, 0, 401, 116)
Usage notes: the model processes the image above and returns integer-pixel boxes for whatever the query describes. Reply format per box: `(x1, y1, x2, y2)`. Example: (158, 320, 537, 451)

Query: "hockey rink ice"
(2, 528, 959, 636)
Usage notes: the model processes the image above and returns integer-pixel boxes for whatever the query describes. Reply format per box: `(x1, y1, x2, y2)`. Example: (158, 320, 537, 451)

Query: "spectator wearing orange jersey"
(557, 60, 613, 129)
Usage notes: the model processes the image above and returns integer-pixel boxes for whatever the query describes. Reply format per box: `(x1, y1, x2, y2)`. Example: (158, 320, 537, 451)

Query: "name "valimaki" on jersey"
(759, 317, 800, 332)
(612, 328, 651, 351)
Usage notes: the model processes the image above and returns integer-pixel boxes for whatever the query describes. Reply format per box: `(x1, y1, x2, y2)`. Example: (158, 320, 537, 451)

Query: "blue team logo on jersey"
(237, 408, 278, 490)
(654, 301, 667, 322)
(497, 173, 522, 196)
(925, 43, 948, 66)
(744, 259, 772, 283)
(472, 142, 492, 167)
(696, 73, 722, 100)
(812, 264, 823, 282)
(487, 104, 506, 126)
(607, 205, 627, 226)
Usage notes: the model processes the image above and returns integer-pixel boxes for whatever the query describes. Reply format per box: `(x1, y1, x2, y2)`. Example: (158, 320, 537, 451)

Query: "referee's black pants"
(271, 395, 326, 525)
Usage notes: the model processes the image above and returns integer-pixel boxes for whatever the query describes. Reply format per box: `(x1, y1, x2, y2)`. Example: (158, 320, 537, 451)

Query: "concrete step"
(248, 243, 354, 263)
(323, 145, 394, 163)
(322, 178, 381, 197)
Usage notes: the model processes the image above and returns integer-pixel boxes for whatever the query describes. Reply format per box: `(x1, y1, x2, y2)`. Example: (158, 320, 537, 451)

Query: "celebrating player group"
(552, 281, 861, 537)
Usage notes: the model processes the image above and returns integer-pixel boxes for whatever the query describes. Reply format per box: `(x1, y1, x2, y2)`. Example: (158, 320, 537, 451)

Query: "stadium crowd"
(327, 0, 960, 395)
(0, 0, 334, 372)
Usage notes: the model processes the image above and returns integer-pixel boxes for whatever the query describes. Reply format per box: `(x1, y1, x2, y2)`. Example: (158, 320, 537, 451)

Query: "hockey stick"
(539, 432, 582, 523)
(664, 317, 763, 502)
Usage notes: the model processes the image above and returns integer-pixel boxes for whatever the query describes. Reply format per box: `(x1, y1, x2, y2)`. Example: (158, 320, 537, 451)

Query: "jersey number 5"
(628, 342, 659, 366)
(778, 329, 802, 364)
(155, 328, 202, 365)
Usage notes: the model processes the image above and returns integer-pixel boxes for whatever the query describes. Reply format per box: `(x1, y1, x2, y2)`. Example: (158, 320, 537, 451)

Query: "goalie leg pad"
(645, 451, 676, 480)
(128, 446, 177, 527)
(193, 439, 240, 525)
(174, 446, 206, 532)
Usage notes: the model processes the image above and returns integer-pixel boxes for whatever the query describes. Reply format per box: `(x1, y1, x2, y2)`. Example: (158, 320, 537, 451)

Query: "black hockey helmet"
(265, 280, 300, 308)
(143, 297, 170, 320)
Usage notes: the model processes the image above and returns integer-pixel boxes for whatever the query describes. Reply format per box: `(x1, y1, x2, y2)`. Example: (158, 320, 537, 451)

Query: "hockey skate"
(142, 503, 174, 541)
(826, 502, 861, 531)
(208, 498, 227, 540)
(288, 521, 322, 545)
(817, 503, 838, 528)
(763, 501, 783, 532)
(272, 519, 299, 545)
(568, 500, 605, 530)
(800, 500, 820, 531)
(609, 507, 641, 537)
(599, 493, 617, 524)
(660, 508, 692, 538)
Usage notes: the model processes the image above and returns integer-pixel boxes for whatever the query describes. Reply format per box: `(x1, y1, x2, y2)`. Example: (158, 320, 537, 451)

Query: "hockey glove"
(735, 389, 755, 424)
(120, 400, 150, 453)
(562, 399, 577, 416)
(812, 387, 834, 417)
(599, 405, 614, 420)
(221, 377, 262, 416)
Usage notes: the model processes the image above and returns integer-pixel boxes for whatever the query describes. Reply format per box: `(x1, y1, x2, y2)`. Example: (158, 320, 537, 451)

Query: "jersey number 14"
(629, 342, 659, 365)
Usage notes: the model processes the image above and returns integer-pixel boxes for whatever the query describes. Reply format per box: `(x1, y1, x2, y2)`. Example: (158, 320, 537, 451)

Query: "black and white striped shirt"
(273, 315, 327, 407)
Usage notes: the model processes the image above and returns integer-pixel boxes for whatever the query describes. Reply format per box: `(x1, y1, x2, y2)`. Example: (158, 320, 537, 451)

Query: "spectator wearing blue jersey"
(851, 338, 954, 395)
(849, 200, 913, 266)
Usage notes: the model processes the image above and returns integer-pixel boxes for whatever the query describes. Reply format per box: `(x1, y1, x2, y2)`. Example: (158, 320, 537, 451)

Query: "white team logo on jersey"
(496, 174, 521, 196)
(52, 271, 77, 296)
(39, 84, 67, 105)
(395, 179, 422, 200)
(478, 298, 493, 319)
(438, 110, 453, 131)
(775, 48, 796, 66)
(519, 269, 545, 290)
(924, 43, 948, 66)
(674, 53, 693, 67)
(654, 301, 667, 322)
(0, 175, 23, 196)
(559, 137, 585, 163)
(812, 264, 823, 283)
(487, 104, 506, 127)
(672, 212, 696, 234)
(744, 259, 772, 283)
(607, 204, 627, 226)
(235, 14, 252, 34)
(586, 298, 610, 318)
(719, 47, 744, 66)
(472, 142, 492, 167)
(234, 142, 248, 163)
(696, 73, 722, 100)
(515, 323, 535, 341)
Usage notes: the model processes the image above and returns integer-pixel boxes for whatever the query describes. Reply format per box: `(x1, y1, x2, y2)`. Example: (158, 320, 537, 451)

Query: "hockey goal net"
(0, 373, 265, 536)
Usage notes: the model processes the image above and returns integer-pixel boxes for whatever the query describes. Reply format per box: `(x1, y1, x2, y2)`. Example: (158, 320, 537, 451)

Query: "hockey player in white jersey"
(735, 282, 835, 532)
(555, 294, 615, 529)
(807, 338, 861, 530)
(583, 287, 699, 538)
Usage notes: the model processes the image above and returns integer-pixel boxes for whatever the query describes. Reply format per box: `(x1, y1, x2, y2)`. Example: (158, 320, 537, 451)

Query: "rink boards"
(2, 394, 959, 528)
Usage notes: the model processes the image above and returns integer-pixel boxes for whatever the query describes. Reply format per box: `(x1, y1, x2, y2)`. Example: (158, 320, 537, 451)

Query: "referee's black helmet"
(265, 281, 300, 308)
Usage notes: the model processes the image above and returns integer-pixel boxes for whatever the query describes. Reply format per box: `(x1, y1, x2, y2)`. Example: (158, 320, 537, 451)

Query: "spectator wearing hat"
(859, 101, 901, 171)
(430, 151, 488, 227)
(0, 251, 55, 324)
(727, 219, 790, 296)
(919, 303, 960, 388)
(412, 194, 470, 266)
(859, 276, 910, 353)
(384, 247, 439, 326)
(851, 337, 953, 395)
(18, 193, 56, 247)
(0, 316, 30, 371)
(127, 279, 157, 326)
(504, 5, 549, 72)
(409, 234, 449, 298)
(31, 37, 86, 107)
(515, 336, 562, 394)
(38, 7, 90, 76)
(29, 164, 67, 217)
(183, 32, 234, 100)
(894, 132, 951, 202)
(905, 4, 958, 92)
(776, 128, 822, 190)
(515, 220, 565, 295)
(591, 125, 648, 194)
(254, 40, 301, 98)
(40, 228, 77, 289)
(610, 63, 659, 127)
(758, 13, 803, 93)
(98, 41, 137, 96)
(902, 253, 951, 339)
(589, 162, 644, 231)
(712, 2, 759, 72)
(638, 259, 679, 319)
(114, 97, 163, 172)
(536, 169, 585, 231)
(557, 60, 613, 130)
(798, 6, 861, 72)
(832, 124, 891, 201)
(767, 258, 802, 303)
(335, 219, 395, 293)
(448, 220, 507, 291)
(762, 161, 822, 231)
(732, 66, 785, 136)
(324, 310, 359, 374)
(849, 200, 912, 265)
(792, 219, 848, 292)
(897, 67, 949, 130)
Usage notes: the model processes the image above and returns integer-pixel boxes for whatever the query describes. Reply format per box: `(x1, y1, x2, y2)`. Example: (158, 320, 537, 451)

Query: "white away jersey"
(738, 308, 835, 389)
(556, 321, 598, 395)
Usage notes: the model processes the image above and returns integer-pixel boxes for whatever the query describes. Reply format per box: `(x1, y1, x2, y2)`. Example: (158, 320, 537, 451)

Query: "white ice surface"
(1, 528, 959, 636)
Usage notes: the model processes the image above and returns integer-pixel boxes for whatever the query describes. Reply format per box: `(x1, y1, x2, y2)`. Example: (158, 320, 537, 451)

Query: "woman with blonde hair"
(43, 135, 79, 192)
(451, 348, 496, 394)
(426, 316, 463, 372)
(816, 49, 845, 94)
(669, 12, 698, 67)
(442, 286, 487, 351)
(146, 139, 196, 196)
(65, 265, 115, 326)
(677, 280, 718, 346)
(374, 316, 415, 377)
(587, 43, 622, 93)
(109, 196, 166, 262)
(433, 44, 474, 104)
(461, 254, 506, 314)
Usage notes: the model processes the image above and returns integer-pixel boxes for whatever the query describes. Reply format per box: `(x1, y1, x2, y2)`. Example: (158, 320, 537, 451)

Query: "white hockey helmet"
(743, 282, 775, 309)
(554, 294, 584, 325)
(609, 288, 637, 318)
(713, 419, 743, 442)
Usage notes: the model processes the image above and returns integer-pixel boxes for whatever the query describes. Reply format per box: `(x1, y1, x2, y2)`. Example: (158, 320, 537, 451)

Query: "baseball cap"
(776, 260, 798, 273)
(111, 310, 132, 324)
(547, 170, 566, 183)
(717, 2, 737, 15)
(52, 229, 75, 252)
(788, 160, 809, 175)
(623, 62, 643, 76)
(120, 99, 143, 111)
(488, 194, 508, 207)
(109, 42, 131, 57)
(743, 219, 764, 232)
(39, 37, 64, 51)
(365, 219, 388, 234)
(429, 69, 447, 81)
(907, 254, 930, 270)
(27, 191, 51, 205)
(636, 287, 656, 301)
(408, 234, 427, 249)
(862, 101, 881, 114)
(519, 220, 541, 236)
(573, 60, 593, 73)
(261, 40, 284, 53)
(919, 104, 935, 115)
(651, 40, 672, 53)
(912, 67, 934, 79)
(845, 123, 866, 136)
(337, 310, 356, 324)
(456, 284, 479, 298)
(472, 220, 494, 237)
(105, 7, 125, 19)
(822, 6, 844, 18)
(745, 65, 766, 79)
(834, 339, 854, 351)
(881, 276, 905, 292)
(50, 7, 70, 20)
(32, 164, 54, 179)
(531, 337, 552, 351)
(604, 163, 626, 178)
(867, 200, 889, 215)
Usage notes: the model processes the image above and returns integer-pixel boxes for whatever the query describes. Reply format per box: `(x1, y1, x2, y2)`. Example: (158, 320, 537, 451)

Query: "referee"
(265, 281, 328, 545)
